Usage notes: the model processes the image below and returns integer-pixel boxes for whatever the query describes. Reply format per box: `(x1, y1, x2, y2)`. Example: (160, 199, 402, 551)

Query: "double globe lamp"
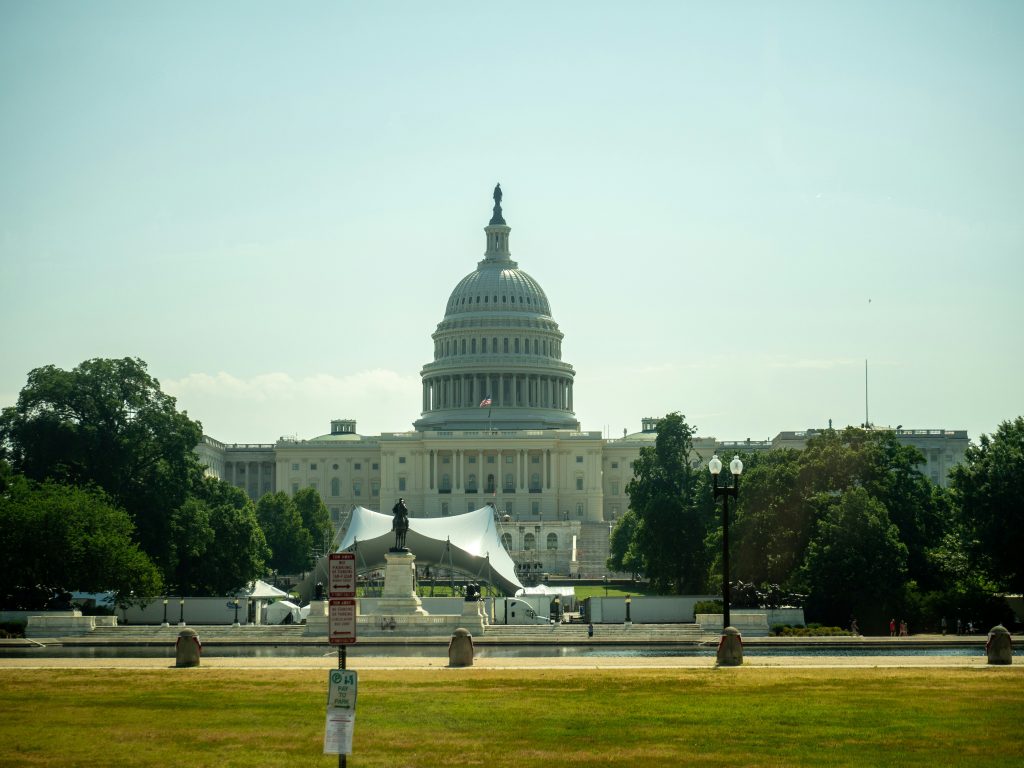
(708, 454, 743, 631)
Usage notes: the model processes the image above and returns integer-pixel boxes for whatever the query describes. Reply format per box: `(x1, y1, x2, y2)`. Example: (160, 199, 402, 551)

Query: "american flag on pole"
(479, 396, 492, 408)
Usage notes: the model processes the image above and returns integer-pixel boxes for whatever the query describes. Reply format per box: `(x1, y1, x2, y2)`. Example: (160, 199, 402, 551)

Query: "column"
(568, 381, 573, 412)
(430, 450, 436, 490)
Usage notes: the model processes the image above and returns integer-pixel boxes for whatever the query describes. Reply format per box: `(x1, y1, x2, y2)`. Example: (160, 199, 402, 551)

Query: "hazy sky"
(2, 2, 1021, 444)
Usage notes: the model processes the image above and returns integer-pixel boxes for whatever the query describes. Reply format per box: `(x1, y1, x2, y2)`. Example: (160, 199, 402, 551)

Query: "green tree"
(0, 358, 204, 569)
(187, 478, 270, 595)
(256, 492, 313, 574)
(796, 486, 908, 630)
(293, 487, 333, 554)
(0, 477, 162, 609)
(612, 413, 715, 593)
(950, 416, 1024, 593)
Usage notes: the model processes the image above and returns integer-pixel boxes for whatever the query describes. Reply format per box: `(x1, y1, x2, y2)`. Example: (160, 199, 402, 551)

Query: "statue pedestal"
(378, 550, 427, 616)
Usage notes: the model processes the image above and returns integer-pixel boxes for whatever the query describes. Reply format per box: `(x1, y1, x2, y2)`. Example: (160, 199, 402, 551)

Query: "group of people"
(889, 618, 910, 637)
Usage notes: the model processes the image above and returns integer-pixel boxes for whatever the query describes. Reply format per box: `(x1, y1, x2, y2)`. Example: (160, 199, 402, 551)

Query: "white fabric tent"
(337, 506, 524, 594)
(245, 580, 289, 599)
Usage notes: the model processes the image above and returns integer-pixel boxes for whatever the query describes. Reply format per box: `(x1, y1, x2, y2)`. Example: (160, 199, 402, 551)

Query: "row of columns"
(422, 373, 574, 412)
(222, 461, 275, 499)
(426, 448, 553, 492)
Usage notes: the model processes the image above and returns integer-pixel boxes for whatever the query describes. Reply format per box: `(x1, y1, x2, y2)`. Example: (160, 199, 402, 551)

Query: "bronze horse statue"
(391, 498, 410, 551)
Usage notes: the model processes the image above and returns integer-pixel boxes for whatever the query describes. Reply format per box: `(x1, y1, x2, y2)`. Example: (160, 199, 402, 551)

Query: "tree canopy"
(256, 492, 314, 575)
(0, 476, 162, 609)
(0, 357, 204, 566)
(608, 413, 715, 593)
(950, 416, 1024, 594)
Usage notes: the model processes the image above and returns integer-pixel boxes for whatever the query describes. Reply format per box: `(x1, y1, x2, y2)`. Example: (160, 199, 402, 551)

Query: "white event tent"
(337, 506, 524, 595)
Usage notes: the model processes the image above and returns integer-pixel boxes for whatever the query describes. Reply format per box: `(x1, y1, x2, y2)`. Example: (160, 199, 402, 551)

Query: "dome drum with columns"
(414, 184, 578, 432)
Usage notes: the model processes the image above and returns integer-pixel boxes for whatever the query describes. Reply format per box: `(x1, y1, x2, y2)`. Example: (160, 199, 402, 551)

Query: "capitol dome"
(413, 186, 578, 432)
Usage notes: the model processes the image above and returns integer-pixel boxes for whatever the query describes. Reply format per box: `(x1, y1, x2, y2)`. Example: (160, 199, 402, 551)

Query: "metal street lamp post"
(625, 595, 632, 625)
(233, 599, 240, 626)
(162, 598, 169, 627)
(178, 598, 185, 626)
(603, 575, 609, 597)
(709, 454, 743, 629)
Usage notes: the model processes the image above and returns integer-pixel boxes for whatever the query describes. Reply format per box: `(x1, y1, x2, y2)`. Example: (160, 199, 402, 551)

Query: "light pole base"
(716, 626, 743, 666)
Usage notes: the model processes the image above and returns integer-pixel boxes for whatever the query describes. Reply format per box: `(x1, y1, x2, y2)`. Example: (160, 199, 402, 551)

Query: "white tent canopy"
(245, 580, 289, 599)
(337, 506, 524, 595)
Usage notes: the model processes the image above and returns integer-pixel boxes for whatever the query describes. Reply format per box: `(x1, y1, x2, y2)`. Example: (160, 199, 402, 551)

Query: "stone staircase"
(67, 624, 311, 644)
(481, 623, 705, 642)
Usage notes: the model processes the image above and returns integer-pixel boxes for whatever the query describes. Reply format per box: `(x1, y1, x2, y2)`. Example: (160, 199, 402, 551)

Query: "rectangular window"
(576, 456, 584, 463)
(398, 477, 406, 491)
(468, 501, 476, 513)
(353, 481, 361, 497)
(371, 481, 380, 496)
(487, 456, 495, 464)
(576, 478, 584, 490)
(354, 463, 362, 470)
(506, 503, 514, 516)
(291, 482, 299, 494)
(532, 502, 540, 515)
(441, 503, 449, 517)
(399, 456, 406, 464)
(611, 481, 619, 495)
(469, 456, 477, 464)
(309, 480, 318, 491)
(442, 456, 450, 464)
(372, 463, 379, 471)
(310, 463, 317, 470)
(532, 456, 540, 464)
(291, 463, 299, 471)
(505, 455, 513, 464)
(611, 461, 619, 469)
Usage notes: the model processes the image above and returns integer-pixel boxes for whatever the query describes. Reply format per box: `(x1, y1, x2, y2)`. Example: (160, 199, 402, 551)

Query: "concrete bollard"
(986, 625, 1013, 665)
(175, 628, 202, 667)
(448, 628, 474, 667)
(717, 626, 743, 666)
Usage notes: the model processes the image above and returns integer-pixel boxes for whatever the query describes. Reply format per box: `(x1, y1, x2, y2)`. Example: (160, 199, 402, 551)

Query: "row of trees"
(609, 413, 1023, 633)
(0, 358, 333, 609)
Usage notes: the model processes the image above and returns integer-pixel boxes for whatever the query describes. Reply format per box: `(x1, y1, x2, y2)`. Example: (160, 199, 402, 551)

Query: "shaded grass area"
(1, 667, 1021, 767)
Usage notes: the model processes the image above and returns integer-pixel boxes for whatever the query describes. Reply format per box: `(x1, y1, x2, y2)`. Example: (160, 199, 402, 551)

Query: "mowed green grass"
(1, 667, 1021, 767)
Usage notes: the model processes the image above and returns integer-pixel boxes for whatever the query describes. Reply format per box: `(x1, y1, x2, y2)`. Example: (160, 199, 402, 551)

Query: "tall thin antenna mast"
(864, 359, 869, 428)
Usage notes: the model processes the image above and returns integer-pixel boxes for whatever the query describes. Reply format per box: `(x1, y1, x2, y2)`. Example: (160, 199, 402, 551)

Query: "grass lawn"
(1, 667, 1021, 767)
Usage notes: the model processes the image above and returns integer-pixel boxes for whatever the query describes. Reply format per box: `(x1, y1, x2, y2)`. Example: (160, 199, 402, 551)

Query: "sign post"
(325, 552, 357, 765)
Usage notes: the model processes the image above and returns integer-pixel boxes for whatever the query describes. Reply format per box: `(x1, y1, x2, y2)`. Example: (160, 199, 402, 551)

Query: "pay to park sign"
(323, 669, 358, 755)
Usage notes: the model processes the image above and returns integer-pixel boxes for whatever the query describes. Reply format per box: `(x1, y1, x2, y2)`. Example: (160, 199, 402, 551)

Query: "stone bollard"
(175, 628, 202, 668)
(986, 625, 1013, 665)
(448, 628, 474, 667)
(717, 626, 743, 666)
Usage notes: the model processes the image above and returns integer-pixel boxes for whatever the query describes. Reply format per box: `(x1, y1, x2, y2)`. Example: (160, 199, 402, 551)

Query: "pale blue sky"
(1, 2, 1021, 444)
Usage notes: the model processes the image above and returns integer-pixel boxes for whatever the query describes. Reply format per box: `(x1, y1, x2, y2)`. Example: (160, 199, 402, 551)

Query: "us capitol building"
(196, 186, 969, 580)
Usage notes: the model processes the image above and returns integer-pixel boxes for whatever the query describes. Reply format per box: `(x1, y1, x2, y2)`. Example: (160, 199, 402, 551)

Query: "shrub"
(694, 600, 724, 615)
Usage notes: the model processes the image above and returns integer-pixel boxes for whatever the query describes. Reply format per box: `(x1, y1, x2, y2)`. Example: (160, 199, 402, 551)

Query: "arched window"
(501, 533, 513, 551)
(546, 533, 558, 550)
(467, 473, 477, 493)
(523, 533, 536, 550)
(514, 338, 520, 353)
(330, 477, 340, 497)
(503, 473, 514, 492)
(525, 338, 531, 354)
(503, 338, 509, 353)
(482, 338, 488, 353)
(471, 339, 476, 353)
(461, 339, 466, 354)
(492, 337, 498, 352)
